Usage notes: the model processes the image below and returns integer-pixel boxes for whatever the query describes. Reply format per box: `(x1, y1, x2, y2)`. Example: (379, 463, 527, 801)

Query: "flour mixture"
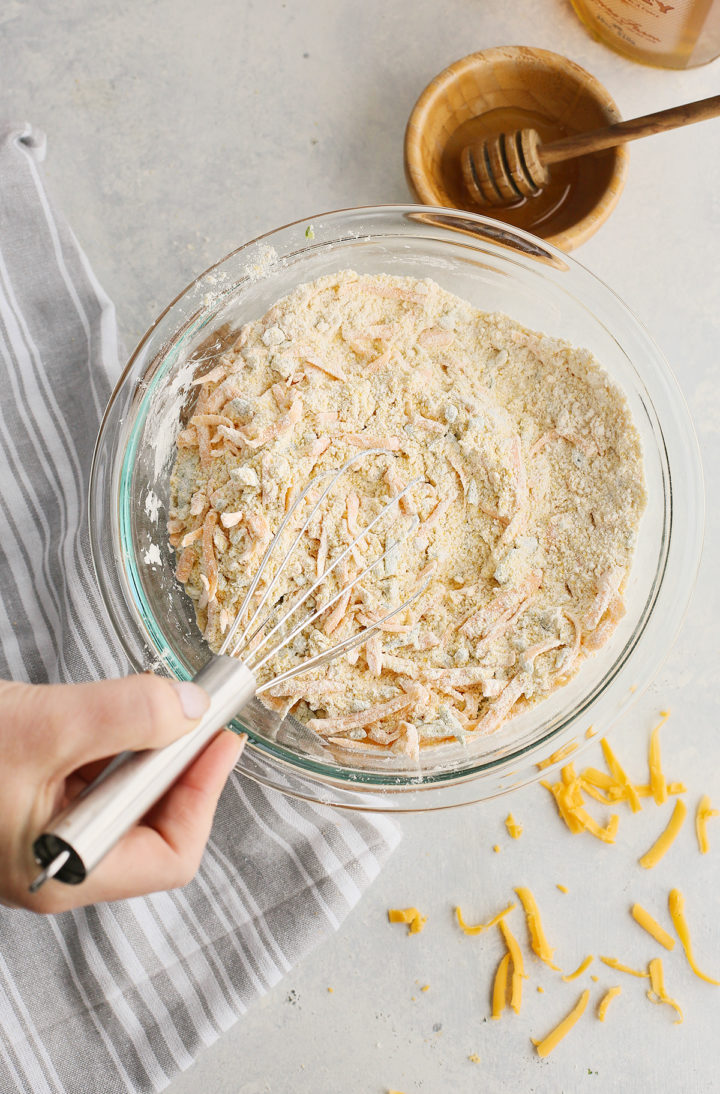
(168, 272, 646, 760)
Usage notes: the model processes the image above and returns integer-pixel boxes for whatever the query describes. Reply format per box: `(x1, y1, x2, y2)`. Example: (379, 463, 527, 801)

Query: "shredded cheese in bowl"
(168, 271, 646, 761)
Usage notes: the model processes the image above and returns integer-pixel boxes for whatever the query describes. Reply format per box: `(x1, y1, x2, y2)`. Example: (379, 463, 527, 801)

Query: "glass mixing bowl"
(89, 206, 704, 811)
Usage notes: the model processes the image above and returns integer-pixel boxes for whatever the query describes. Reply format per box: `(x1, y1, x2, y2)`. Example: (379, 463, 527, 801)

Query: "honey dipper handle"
(540, 93, 720, 166)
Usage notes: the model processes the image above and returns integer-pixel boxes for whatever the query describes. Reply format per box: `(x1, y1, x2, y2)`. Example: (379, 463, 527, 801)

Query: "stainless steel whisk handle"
(30, 656, 256, 891)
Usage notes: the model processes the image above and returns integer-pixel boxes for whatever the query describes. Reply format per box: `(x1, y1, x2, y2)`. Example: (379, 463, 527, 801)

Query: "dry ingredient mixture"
(168, 272, 646, 761)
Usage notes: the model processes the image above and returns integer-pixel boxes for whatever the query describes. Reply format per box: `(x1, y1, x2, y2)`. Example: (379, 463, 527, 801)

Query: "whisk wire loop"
(220, 448, 395, 656)
(248, 511, 420, 674)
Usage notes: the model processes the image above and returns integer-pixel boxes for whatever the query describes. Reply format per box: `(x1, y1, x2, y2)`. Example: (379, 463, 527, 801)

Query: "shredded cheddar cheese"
(505, 813, 523, 839)
(556, 884, 568, 894)
(542, 770, 619, 842)
(648, 712, 670, 805)
(455, 902, 516, 936)
(491, 952, 511, 1019)
(638, 799, 687, 869)
(668, 888, 720, 985)
(532, 989, 590, 1058)
(536, 741, 578, 770)
(498, 917, 526, 1013)
(600, 956, 649, 978)
(514, 887, 558, 969)
(388, 907, 427, 935)
(601, 737, 642, 813)
(585, 725, 597, 739)
(573, 807, 619, 844)
(695, 794, 719, 854)
(493, 844, 501, 853)
(597, 985, 621, 1021)
(636, 782, 686, 798)
(631, 903, 675, 951)
(647, 957, 683, 1023)
(562, 955, 593, 981)
(541, 779, 584, 834)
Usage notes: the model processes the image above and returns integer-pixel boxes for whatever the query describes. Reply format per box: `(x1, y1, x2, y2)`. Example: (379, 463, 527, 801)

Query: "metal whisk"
(30, 450, 424, 892)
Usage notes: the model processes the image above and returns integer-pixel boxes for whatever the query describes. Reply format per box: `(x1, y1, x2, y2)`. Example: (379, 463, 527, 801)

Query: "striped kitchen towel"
(0, 122, 401, 1094)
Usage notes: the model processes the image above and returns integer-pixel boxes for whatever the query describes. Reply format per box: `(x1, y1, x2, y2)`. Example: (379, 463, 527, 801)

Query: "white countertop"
(6, 1, 720, 1090)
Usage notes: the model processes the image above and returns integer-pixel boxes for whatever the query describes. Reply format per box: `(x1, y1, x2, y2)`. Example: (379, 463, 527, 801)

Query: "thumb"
(37, 674, 210, 772)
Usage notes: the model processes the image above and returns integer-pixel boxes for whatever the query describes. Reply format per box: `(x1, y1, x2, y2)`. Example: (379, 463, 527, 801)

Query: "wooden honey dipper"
(462, 93, 720, 207)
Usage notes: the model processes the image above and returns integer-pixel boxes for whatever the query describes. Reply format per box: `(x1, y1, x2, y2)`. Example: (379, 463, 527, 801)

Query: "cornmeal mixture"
(168, 272, 646, 760)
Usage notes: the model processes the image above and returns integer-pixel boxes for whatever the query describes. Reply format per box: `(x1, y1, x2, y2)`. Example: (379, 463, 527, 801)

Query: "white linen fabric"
(0, 122, 400, 1094)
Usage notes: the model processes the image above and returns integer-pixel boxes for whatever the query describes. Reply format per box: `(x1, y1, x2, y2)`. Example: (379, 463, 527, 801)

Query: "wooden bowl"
(404, 46, 629, 252)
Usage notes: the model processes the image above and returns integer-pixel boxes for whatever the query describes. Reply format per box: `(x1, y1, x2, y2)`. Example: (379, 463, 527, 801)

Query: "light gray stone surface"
(4, 1, 720, 1090)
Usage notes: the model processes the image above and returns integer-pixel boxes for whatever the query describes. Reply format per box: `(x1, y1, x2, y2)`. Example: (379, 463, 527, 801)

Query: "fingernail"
(170, 681, 210, 721)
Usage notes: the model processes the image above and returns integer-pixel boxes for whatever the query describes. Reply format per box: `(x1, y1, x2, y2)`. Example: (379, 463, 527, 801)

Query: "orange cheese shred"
(638, 799, 687, 869)
(491, 952, 511, 1019)
(631, 903, 675, 951)
(648, 712, 670, 805)
(668, 888, 720, 985)
(532, 989, 590, 1058)
(636, 782, 686, 798)
(541, 777, 618, 842)
(454, 902, 516, 936)
(600, 956, 649, 979)
(541, 779, 584, 834)
(647, 957, 683, 1023)
(597, 985, 622, 1021)
(601, 737, 642, 813)
(505, 813, 523, 839)
(695, 794, 719, 854)
(498, 917, 526, 1013)
(387, 907, 427, 935)
(562, 955, 594, 981)
(514, 887, 558, 969)
(573, 808, 619, 844)
(536, 741, 578, 770)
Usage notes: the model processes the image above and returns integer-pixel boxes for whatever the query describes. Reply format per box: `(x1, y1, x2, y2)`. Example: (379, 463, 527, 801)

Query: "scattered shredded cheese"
(631, 903, 675, 950)
(536, 742, 578, 770)
(532, 989, 590, 1058)
(505, 813, 523, 839)
(638, 799, 687, 869)
(387, 907, 427, 935)
(493, 844, 501, 853)
(601, 737, 642, 813)
(455, 902, 516, 936)
(695, 794, 719, 854)
(585, 725, 597, 739)
(514, 887, 558, 969)
(599, 956, 649, 978)
(597, 985, 621, 1021)
(668, 888, 720, 985)
(648, 711, 670, 805)
(541, 772, 619, 842)
(498, 918, 526, 1013)
(647, 957, 683, 1023)
(491, 952, 511, 1019)
(556, 884, 568, 894)
(562, 955, 594, 981)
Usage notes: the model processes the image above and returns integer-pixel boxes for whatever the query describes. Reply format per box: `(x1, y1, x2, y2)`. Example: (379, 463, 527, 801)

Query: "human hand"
(0, 675, 246, 913)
